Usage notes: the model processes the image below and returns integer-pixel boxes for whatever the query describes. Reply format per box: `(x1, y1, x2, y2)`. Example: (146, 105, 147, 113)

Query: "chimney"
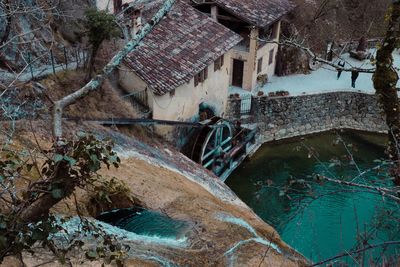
(132, 8, 143, 37)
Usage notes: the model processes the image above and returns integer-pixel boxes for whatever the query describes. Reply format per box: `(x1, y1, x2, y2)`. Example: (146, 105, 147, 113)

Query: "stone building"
(96, 0, 294, 123)
(118, 0, 242, 125)
(187, 0, 295, 91)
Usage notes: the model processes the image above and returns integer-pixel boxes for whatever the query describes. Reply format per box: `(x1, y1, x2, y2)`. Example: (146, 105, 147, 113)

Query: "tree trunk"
(86, 44, 100, 81)
(373, 1, 400, 185)
(0, 0, 12, 47)
(18, 163, 77, 223)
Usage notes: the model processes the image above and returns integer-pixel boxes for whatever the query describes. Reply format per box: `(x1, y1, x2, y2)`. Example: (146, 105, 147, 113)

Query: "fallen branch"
(52, 0, 176, 140)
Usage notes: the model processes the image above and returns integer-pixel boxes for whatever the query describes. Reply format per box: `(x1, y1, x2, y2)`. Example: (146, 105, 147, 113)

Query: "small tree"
(84, 8, 119, 79)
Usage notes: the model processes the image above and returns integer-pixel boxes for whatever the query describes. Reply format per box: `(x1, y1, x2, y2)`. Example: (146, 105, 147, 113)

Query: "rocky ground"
(1, 0, 392, 265)
(1, 120, 309, 266)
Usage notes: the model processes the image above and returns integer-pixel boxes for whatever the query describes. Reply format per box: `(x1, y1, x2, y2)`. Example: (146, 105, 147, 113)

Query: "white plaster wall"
(230, 21, 281, 90)
(119, 51, 233, 123)
(152, 50, 233, 122)
(255, 21, 281, 86)
(230, 49, 251, 90)
(119, 63, 154, 110)
(96, 0, 133, 13)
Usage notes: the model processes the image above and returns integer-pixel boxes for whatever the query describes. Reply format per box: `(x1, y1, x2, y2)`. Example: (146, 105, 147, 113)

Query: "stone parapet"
(226, 91, 388, 142)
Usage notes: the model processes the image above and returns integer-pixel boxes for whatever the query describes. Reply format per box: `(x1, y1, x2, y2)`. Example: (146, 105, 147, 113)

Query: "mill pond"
(227, 130, 400, 265)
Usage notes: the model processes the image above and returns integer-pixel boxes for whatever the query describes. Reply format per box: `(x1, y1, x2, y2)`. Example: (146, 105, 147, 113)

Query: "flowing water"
(226, 130, 400, 265)
(97, 207, 189, 240)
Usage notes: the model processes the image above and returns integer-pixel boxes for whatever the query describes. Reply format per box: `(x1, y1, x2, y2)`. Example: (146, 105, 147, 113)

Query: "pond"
(97, 207, 189, 240)
(226, 130, 400, 265)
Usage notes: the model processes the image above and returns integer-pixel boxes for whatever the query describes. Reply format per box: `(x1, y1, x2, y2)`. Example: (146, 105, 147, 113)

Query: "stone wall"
(226, 92, 387, 142)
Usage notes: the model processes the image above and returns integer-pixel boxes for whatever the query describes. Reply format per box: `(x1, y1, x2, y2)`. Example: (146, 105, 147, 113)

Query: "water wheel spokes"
(199, 120, 233, 170)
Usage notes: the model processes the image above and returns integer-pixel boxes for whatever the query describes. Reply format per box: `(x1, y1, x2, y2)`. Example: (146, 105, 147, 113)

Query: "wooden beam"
(204, 13, 242, 22)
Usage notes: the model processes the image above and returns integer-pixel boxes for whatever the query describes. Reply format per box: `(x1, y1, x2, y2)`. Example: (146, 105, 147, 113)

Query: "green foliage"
(84, 8, 120, 49)
(41, 134, 120, 191)
(89, 176, 133, 205)
(0, 133, 125, 263)
(0, 214, 61, 259)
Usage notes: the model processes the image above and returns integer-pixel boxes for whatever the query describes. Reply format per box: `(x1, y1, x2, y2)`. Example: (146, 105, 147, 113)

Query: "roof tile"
(125, 0, 242, 96)
(211, 0, 295, 28)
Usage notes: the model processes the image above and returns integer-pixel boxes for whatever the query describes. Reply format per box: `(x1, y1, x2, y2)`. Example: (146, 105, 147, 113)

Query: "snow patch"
(260, 50, 400, 96)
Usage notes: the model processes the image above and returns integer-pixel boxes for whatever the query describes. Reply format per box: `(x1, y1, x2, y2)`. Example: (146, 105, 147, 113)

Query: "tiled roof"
(211, 0, 295, 28)
(124, 0, 242, 96)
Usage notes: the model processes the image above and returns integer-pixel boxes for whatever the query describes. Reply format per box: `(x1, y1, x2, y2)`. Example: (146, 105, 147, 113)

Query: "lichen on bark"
(373, 1, 400, 184)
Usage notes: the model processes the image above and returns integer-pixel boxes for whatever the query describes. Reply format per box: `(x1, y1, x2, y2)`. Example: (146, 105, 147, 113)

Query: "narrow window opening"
(257, 57, 263, 73)
(269, 49, 274, 65)
(195, 67, 208, 86)
(214, 55, 225, 71)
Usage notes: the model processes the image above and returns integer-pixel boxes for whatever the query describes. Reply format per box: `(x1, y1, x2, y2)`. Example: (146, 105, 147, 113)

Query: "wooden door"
(232, 59, 244, 87)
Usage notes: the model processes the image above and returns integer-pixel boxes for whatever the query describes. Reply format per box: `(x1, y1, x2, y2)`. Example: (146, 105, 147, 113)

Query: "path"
(0, 51, 87, 83)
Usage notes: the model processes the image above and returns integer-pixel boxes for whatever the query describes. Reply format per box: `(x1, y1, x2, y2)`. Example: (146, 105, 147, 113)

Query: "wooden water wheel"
(191, 119, 233, 173)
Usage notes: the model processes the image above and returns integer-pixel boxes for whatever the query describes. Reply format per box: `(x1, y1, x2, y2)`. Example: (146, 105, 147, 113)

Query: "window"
(194, 67, 208, 87)
(269, 49, 274, 65)
(257, 57, 263, 74)
(214, 55, 224, 71)
(203, 66, 208, 80)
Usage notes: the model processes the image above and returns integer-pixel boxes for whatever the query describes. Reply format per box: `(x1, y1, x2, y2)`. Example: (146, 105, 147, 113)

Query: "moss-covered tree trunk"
(373, 1, 400, 185)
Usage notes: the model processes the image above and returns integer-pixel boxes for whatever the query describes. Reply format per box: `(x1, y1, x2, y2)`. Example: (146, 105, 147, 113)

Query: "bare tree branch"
(319, 174, 400, 202)
(52, 0, 176, 140)
(311, 241, 400, 266)
(256, 37, 376, 73)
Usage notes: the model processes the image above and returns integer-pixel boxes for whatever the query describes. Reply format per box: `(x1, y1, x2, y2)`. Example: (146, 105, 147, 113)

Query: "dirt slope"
(2, 125, 309, 266)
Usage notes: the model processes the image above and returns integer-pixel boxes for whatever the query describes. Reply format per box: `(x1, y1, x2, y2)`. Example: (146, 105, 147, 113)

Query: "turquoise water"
(97, 208, 189, 239)
(226, 131, 400, 265)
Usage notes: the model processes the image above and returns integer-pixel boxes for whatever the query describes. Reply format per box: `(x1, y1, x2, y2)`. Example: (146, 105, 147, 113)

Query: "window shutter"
(221, 55, 224, 67)
(204, 67, 208, 80)
(194, 74, 199, 86)
(214, 60, 220, 71)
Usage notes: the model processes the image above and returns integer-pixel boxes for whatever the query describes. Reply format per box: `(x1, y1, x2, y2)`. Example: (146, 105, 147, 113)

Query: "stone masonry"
(226, 92, 387, 142)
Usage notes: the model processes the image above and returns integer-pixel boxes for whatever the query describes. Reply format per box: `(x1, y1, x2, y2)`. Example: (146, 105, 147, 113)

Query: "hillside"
(279, 0, 390, 74)
(0, 118, 308, 266)
(0, 0, 397, 266)
(288, 0, 390, 50)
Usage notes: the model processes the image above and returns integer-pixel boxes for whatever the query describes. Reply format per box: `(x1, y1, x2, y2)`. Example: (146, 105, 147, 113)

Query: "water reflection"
(227, 130, 400, 264)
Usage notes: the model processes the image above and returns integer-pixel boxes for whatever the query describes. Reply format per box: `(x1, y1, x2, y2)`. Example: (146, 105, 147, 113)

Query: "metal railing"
(1, 46, 90, 82)
(240, 94, 252, 115)
(126, 89, 149, 111)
